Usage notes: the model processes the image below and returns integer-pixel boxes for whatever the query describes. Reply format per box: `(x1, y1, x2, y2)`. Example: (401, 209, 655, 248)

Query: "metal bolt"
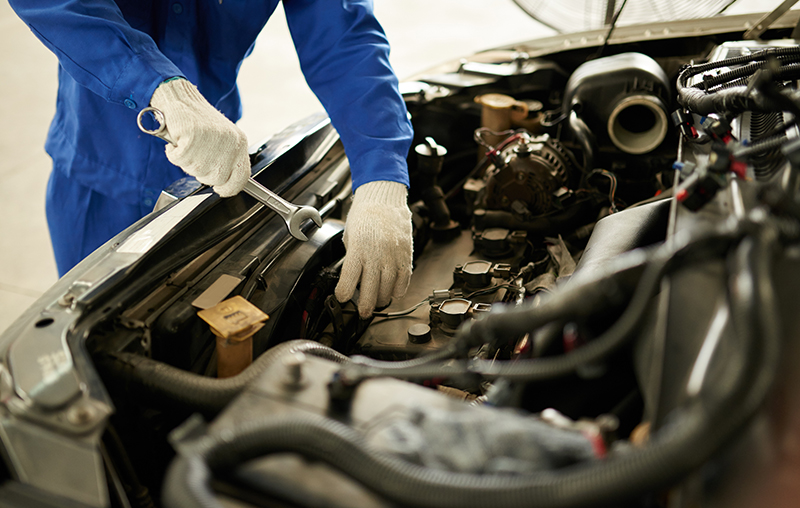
(283, 352, 307, 387)
(58, 294, 75, 307)
(66, 403, 96, 426)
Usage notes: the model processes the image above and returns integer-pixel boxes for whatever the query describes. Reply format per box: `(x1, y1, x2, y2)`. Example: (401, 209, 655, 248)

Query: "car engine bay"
(3, 12, 800, 508)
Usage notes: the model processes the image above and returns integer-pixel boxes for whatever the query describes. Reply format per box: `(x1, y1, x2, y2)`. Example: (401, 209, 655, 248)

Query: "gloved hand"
(149, 78, 250, 197)
(335, 181, 413, 318)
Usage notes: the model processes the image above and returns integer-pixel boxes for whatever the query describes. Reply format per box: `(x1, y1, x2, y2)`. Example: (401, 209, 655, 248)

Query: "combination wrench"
(137, 106, 322, 241)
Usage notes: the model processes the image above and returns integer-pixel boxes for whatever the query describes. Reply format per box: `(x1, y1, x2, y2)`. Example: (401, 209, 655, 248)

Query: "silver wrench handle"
(242, 179, 293, 216)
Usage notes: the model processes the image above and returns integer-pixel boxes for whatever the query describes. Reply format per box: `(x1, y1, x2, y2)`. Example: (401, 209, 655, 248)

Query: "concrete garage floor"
(0, 1, 549, 333)
(0, 0, 772, 333)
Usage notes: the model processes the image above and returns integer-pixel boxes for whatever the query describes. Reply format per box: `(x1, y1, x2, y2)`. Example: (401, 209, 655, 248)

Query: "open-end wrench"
(240, 178, 322, 241)
(137, 107, 322, 241)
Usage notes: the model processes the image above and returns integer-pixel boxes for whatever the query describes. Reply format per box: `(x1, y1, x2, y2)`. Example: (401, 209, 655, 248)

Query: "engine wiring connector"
(705, 116, 734, 143)
(707, 142, 736, 174)
(671, 109, 697, 139)
(672, 160, 696, 175)
(430, 288, 464, 304)
(675, 167, 726, 211)
(674, 136, 753, 211)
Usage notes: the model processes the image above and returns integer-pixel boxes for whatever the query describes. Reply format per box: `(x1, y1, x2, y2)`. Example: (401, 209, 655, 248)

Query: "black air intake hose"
(163, 224, 779, 508)
(97, 338, 460, 415)
(97, 340, 349, 415)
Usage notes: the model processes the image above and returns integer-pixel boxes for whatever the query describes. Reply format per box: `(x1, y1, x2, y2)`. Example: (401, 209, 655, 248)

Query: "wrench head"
(288, 206, 323, 241)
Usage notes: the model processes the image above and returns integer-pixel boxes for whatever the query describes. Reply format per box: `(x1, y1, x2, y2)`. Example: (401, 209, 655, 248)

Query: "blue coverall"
(9, 0, 413, 276)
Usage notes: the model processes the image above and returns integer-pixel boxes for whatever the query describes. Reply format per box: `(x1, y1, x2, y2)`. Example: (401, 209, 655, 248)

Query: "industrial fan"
(512, 0, 737, 33)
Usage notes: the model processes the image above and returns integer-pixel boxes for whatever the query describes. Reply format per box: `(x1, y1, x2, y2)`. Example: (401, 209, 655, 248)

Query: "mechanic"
(10, 0, 414, 318)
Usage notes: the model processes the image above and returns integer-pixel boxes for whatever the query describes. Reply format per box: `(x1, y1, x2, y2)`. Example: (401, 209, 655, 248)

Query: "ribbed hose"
(162, 226, 780, 508)
(695, 59, 770, 90)
(733, 133, 791, 158)
(676, 48, 800, 115)
(707, 63, 800, 92)
(695, 59, 800, 91)
(98, 340, 349, 415)
(677, 83, 760, 116)
(686, 46, 800, 76)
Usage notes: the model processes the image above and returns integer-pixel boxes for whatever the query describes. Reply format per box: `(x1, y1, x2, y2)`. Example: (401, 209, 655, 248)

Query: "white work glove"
(335, 181, 413, 318)
(150, 78, 250, 197)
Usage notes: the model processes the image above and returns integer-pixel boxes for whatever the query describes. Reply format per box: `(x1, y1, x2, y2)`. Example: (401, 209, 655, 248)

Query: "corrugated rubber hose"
(98, 340, 349, 415)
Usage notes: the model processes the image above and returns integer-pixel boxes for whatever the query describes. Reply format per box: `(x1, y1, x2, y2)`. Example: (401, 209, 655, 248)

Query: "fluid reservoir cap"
(408, 324, 432, 344)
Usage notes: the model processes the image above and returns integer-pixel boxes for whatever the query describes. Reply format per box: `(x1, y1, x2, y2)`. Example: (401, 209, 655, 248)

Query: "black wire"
(594, 0, 629, 59)
(733, 133, 792, 158)
(540, 111, 568, 128)
(677, 55, 800, 116)
(464, 284, 517, 299)
(473, 128, 517, 153)
(704, 62, 800, 93)
(342, 299, 429, 319)
(680, 46, 800, 82)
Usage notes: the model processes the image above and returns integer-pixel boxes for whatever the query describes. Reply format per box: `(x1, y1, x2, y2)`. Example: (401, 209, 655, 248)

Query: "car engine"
(3, 12, 800, 508)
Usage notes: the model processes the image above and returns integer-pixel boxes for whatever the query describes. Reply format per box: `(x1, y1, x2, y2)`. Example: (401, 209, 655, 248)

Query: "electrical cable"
(464, 284, 518, 299)
(590, 169, 619, 212)
(734, 133, 793, 158)
(677, 48, 800, 116)
(594, 0, 629, 59)
(343, 299, 429, 318)
(695, 59, 800, 91)
(539, 110, 568, 128)
(683, 46, 800, 78)
(473, 128, 517, 153)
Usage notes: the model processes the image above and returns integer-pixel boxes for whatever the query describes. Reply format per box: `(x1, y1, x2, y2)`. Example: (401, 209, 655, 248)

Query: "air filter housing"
(564, 52, 671, 155)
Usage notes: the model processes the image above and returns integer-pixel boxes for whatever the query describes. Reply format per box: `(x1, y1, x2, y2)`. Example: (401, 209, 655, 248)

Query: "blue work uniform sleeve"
(283, 0, 413, 190)
(8, 0, 182, 111)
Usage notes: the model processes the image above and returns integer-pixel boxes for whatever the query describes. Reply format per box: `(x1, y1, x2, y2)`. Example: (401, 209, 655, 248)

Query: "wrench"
(137, 107, 322, 241)
(240, 178, 322, 241)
